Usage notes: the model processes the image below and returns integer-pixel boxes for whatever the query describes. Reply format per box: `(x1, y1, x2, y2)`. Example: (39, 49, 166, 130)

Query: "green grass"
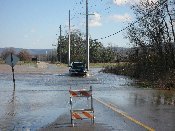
(0, 60, 5, 64)
(89, 63, 118, 68)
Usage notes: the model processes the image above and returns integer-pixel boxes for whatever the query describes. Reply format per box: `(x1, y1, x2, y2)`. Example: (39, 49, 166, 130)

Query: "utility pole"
(68, 10, 71, 66)
(59, 25, 62, 63)
(86, 0, 89, 71)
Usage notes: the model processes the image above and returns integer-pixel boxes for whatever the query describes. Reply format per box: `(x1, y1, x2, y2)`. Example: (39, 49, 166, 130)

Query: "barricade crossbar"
(69, 86, 94, 126)
(69, 90, 92, 97)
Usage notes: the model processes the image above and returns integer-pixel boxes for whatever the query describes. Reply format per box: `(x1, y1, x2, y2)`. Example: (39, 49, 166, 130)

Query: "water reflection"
(1, 91, 17, 130)
(131, 90, 175, 106)
(152, 91, 175, 105)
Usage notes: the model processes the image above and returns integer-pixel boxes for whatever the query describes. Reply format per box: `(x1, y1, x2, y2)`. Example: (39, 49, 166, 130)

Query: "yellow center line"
(94, 97, 155, 131)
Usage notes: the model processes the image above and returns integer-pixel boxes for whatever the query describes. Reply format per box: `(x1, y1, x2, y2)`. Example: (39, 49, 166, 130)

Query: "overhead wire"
(69, 0, 113, 31)
(98, 0, 168, 40)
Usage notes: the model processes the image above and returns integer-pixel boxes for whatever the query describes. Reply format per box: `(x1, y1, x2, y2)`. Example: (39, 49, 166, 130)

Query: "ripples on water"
(0, 68, 175, 130)
(0, 73, 71, 130)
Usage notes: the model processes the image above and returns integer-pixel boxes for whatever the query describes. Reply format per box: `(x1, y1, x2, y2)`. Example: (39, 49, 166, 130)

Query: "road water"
(0, 68, 175, 130)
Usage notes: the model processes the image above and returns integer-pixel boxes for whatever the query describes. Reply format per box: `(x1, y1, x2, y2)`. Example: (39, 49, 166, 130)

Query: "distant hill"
(27, 49, 52, 55)
(0, 47, 130, 57)
(0, 48, 52, 55)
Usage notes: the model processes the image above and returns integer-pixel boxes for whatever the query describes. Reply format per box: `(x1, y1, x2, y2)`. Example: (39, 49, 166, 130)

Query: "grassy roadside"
(102, 62, 175, 90)
(0, 60, 5, 64)
(54, 62, 117, 68)
(102, 62, 135, 76)
(0, 60, 37, 65)
(89, 63, 117, 68)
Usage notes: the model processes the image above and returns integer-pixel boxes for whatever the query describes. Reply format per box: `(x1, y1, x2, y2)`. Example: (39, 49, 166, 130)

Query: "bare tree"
(18, 49, 31, 61)
(127, 0, 175, 80)
(1, 47, 16, 60)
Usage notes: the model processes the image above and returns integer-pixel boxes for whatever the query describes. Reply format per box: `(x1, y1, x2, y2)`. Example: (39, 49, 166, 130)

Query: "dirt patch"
(0, 62, 68, 74)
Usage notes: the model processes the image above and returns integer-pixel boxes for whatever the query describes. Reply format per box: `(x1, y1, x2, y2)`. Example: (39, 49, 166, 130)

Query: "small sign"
(5, 54, 19, 67)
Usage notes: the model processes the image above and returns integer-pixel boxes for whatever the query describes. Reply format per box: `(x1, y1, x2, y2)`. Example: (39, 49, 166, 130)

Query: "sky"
(0, 0, 155, 49)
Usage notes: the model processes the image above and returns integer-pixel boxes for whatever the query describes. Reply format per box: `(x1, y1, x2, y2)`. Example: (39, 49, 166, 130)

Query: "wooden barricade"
(69, 86, 94, 126)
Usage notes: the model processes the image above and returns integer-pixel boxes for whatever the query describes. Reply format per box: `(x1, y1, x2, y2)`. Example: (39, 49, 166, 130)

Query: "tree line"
(0, 48, 32, 62)
(0, 30, 118, 63)
(103, 0, 175, 84)
(126, 0, 175, 81)
(50, 29, 117, 64)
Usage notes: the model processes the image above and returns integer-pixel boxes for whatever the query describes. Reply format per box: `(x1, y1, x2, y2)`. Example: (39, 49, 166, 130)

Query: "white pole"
(68, 10, 71, 66)
(59, 25, 62, 63)
(87, 36, 89, 70)
(86, 0, 89, 71)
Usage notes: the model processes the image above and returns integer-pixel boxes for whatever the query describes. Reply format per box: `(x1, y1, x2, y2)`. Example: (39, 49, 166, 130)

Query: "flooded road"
(0, 64, 175, 130)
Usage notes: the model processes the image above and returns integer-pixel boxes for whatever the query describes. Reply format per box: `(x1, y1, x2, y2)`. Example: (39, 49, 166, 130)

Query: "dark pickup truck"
(69, 62, 87, 76)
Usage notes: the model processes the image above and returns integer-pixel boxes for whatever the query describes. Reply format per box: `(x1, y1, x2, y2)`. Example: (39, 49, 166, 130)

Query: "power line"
(98, 0, 168, 40)
(70, 0, 112, 30)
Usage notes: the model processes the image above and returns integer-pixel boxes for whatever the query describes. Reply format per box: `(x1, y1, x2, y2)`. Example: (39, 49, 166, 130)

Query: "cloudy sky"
(0, 0, 157, 49)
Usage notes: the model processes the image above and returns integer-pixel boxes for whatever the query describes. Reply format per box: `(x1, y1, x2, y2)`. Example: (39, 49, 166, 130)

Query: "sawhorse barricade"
(69, 86, 94, 126)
